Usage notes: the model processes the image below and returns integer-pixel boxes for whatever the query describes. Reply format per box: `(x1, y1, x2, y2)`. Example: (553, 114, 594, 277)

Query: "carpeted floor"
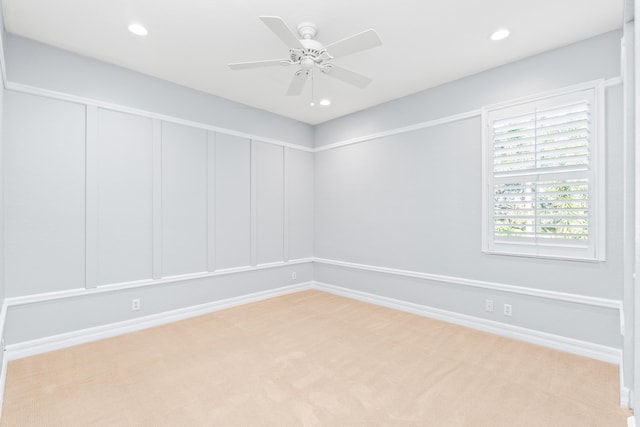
(1, 290, 632, 426)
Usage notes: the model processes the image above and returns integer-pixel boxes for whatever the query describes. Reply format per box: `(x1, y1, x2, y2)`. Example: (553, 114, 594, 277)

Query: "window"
(482, 81, 605, 261)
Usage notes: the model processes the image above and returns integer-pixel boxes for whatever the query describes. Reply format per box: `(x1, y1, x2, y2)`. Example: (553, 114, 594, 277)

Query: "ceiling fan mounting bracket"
(296, 22, 318, 40)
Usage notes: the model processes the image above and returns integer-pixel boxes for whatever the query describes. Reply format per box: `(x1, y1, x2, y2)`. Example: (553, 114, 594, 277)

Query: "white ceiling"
(2, 0, 623, 125)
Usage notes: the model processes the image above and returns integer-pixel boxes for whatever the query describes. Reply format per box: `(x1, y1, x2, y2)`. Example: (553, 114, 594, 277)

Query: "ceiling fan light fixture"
(301, 57, 315, 69)
(128, 22, 148, 36)
(490, 28, 510, 41)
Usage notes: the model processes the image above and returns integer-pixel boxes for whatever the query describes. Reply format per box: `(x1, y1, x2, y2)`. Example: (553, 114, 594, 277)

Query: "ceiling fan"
(228, 16, 382, 96)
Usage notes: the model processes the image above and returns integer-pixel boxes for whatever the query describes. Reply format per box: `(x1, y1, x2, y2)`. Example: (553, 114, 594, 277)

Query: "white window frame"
(481, 80, 606, 262)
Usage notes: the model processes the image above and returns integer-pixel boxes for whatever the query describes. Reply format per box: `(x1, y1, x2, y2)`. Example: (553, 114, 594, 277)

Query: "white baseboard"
(0, 301, 7, 420)
(5, 282, 313, 361)
(0, 354, 6, 418)
(621, 364, 631, 408)
(0, 280, 631, 412)
(312, 281, 622, 365)
(313, 281, 631, 407)
(622, 386, 631, 408)
(313, 257, 625, 337)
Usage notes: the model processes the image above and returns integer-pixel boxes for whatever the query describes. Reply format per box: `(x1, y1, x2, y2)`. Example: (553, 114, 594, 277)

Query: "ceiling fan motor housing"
(290, 39, 326, 68)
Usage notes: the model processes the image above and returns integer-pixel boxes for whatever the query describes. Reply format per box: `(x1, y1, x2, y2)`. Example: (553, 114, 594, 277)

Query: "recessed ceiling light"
(490, 28, 510, 41)
(128, 22, 148, 36)
(319, 98, 331, 107)
(309, 101, 316, 107)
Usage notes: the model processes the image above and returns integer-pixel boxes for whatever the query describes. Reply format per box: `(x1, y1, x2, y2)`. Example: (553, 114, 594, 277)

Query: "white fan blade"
(325, 29, 382, 58)
(228, 59, 291, 70)
(260, 16, 304, 49)
(322, 65, 372, 88)
(286, 70, 309, 96)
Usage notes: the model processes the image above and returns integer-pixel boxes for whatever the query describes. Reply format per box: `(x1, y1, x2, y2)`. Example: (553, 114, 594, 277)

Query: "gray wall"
(6, 263, 314, 344)
(315, 31, 621, 147)
(3, 91, 315, 299)
(5, 34, 314, 149)
(314, 32, 625, 349)
(0, 12, 7, 375)
(0, 75, 4, 309)
(4, 93, 86, 295)
(621, 19, 636, 400)
(2, 38, 314, 344)
(0, 27, 629, 391)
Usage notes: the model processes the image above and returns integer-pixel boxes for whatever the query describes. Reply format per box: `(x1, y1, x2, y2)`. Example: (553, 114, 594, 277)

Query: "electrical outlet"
(291, 272, 297, 280)
(503, 304, 512, 317)
(131, 298, 141, 311)
(485, 299, 494, 312)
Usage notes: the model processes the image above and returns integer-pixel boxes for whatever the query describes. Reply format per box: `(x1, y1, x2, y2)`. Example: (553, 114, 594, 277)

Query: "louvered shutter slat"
(492, 99, 590, 176)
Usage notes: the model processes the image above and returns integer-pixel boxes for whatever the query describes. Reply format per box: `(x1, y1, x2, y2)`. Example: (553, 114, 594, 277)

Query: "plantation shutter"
(492, 100, 590, 176)
(483, 85, 603, 261)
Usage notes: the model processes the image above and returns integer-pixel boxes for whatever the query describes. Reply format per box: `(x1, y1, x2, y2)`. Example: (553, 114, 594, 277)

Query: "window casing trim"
(481, 79, 606, 262)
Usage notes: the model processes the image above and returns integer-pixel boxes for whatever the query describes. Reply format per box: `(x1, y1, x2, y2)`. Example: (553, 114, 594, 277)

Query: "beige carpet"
(1, 290, 631, 426)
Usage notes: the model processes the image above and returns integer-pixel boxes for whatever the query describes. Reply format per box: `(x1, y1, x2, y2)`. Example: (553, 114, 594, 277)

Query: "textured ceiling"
(2, 0, 623, 124)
